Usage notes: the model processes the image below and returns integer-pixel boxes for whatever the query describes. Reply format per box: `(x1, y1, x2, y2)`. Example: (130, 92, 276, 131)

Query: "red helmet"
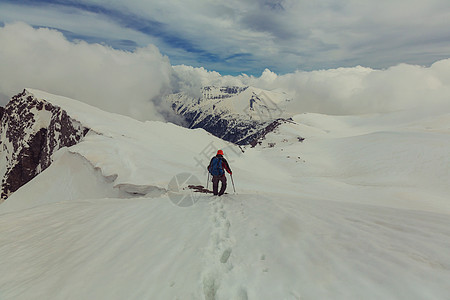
(217, 150, 224, 155)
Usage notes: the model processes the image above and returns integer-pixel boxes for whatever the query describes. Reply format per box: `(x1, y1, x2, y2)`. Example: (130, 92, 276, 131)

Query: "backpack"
(209, 156, 224, 176)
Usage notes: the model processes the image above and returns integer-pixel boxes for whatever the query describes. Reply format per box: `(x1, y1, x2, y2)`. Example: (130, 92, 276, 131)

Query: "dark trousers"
(212, 175, 227, 196)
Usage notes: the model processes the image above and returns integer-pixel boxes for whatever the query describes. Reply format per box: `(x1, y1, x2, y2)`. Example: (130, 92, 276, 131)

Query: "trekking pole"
(230, 174, 236, 193)
(207, 173, 210, 190)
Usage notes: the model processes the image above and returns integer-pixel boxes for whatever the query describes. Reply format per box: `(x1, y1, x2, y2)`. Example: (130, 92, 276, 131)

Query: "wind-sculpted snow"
(0, 90, 88, 200)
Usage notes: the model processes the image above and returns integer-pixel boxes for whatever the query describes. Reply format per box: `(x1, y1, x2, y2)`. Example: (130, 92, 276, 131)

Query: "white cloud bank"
(1, 22, 450, 121)
(241, 61, 450, 115)
(0, 22, 172, 121)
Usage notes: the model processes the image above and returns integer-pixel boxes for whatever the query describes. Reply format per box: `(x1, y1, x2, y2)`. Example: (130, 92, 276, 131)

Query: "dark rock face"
(182, 110, 271, 145)
(0, 106, 3, 149)
(249, 118, 295, 147)
(0, 90, 88, 200)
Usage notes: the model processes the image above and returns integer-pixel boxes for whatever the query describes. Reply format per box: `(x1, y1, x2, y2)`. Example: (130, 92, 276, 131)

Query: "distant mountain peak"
(165, 85, 291, 145)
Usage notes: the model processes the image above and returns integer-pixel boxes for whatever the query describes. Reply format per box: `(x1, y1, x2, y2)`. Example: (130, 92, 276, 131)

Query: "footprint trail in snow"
(201, 196, 248, 300)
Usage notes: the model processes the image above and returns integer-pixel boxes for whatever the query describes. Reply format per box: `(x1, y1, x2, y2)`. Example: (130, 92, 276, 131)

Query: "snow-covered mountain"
(1, 89, 450, 299)
(0, 90, 88, 201)
(165, 86, 293, 145)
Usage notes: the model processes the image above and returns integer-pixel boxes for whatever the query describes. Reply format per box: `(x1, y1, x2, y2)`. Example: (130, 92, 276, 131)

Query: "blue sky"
(1, 0, 450, 75)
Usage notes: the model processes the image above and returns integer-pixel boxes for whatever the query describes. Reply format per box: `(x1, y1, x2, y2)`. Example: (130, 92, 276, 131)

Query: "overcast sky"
(1, 0, 450, 75)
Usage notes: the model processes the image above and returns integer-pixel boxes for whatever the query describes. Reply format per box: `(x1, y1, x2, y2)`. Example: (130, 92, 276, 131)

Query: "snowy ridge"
(1, 89, 240, 211)
(0, 90, 87, 200)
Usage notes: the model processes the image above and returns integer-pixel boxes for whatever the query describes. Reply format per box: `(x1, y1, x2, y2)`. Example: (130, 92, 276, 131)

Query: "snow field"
(1, 89, 450, 299)
(0, 197, 213, 299)
(224, 193, 450, 299)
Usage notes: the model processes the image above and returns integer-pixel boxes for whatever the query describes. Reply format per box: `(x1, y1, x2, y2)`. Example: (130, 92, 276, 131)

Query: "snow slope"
(1, 90, 450, 299)
(250, 110, 450, 213)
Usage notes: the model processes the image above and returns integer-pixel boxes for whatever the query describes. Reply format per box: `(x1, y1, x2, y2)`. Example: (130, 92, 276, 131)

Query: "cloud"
(0, 2, 160, 52)
(171, 65, 246, 98)
(0, 22, 173, 121)
(239, 60, 450, 115)
(3, 0, 450, 75)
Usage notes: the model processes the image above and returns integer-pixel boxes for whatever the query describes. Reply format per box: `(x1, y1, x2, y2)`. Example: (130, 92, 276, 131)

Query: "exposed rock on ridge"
(0, 90, 88, 200)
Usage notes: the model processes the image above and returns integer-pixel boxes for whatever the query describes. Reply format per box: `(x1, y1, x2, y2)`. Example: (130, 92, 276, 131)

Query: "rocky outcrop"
(0, 106, 3, 152)
(177, 108, 267, 145)
(0, 90, 88, 200)
(248, 118, 297, 147)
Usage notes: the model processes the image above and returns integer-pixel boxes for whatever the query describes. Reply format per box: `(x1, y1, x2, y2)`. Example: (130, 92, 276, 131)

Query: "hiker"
(207, 150, 232, 196)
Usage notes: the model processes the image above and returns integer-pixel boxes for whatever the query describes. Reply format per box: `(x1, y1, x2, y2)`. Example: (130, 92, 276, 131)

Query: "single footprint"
(235, 287, 248, 300)
(220, 248, 232, 263)
(203, 274, 218, 300)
